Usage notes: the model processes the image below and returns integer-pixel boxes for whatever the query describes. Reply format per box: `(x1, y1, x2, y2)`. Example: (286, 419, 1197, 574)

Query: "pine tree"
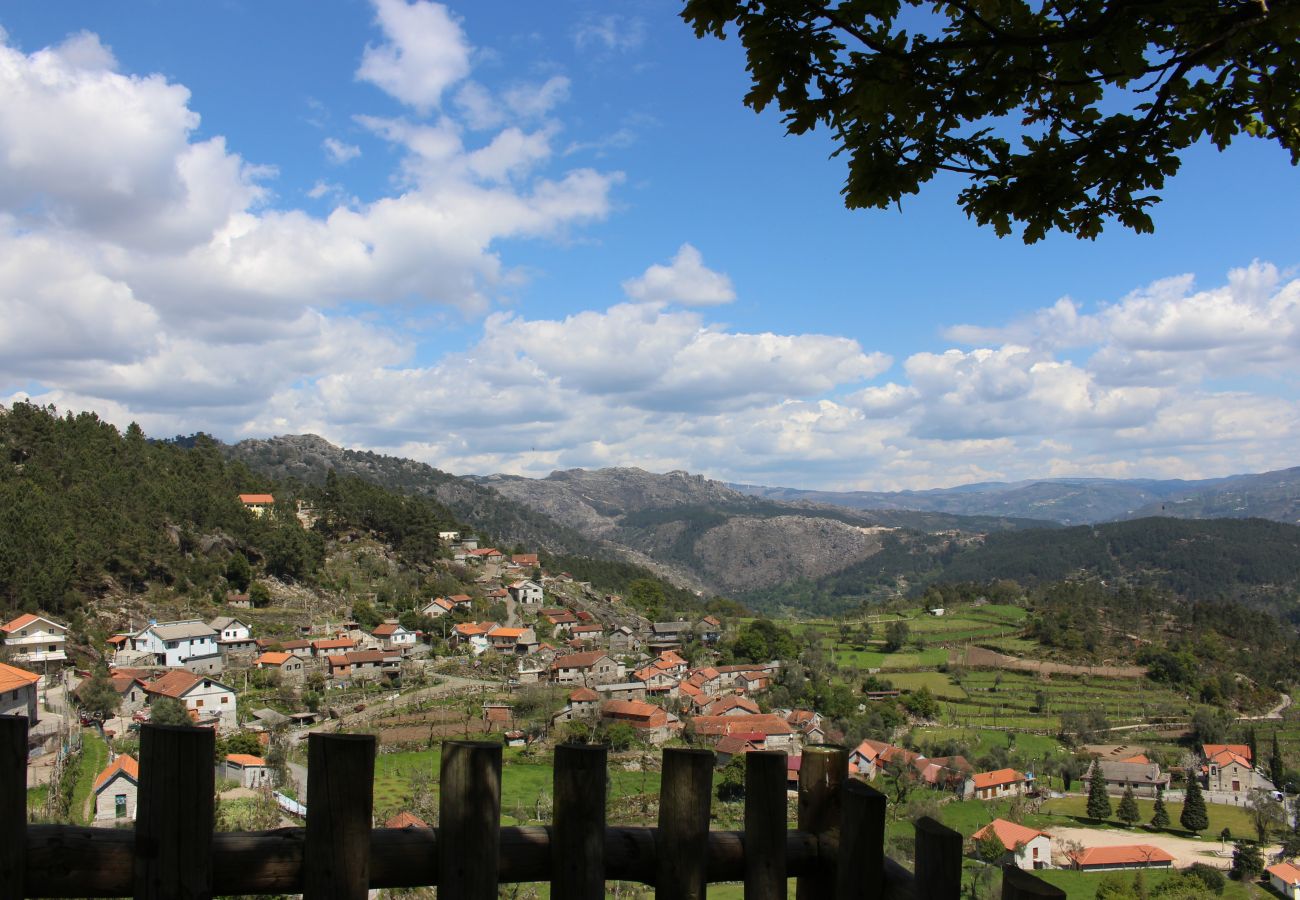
(1232, 841, 1264, 880)
(1150, 788, 1171, 830)
(1087, 763, 1112, 821)
(1272, 730, 1286, 790)
(1182, 773, 1210, 833)
(1248, 727, 1258, 770)
(1117, 784, 1140, 826)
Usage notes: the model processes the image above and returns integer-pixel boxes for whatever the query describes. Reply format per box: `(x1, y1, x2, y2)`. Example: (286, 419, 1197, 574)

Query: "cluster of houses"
(90, 749, 273, 824)
(971, 818, 1178, 874)
(1079, 741, 1278, 799)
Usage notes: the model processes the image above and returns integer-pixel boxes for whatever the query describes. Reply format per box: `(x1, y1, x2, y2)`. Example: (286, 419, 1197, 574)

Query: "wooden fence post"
(914, 816, 962, 900)
(743, 750, 787, 900)
(796, 744, 847, 900)
(656, 747, 714, 899)
(836, 779, 886, 899)
(439, 739, 502, 900)
(303, 732, 376, 899)
(0, 716, 27, 900)
(1001, 866, 1066, 899)
(552, 742, 606, 900)
(134, 724, 215, 900)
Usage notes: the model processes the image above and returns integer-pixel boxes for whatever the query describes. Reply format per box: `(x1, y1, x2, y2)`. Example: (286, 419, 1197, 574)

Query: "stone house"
(972, 819, 1051, 870)
(94, 755, 139, 822)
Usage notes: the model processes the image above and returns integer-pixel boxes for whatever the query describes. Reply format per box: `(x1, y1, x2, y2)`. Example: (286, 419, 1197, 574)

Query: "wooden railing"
(0, 717, 1064, 898)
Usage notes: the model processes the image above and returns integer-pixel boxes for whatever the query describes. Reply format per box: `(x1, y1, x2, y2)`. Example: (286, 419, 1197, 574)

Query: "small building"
(130, 621, 222, 673)
(600, 699, 681, 745)
(971, 819, 1051, 870)
(1, 613, 69, 663)
(1083, 759, 1171, 798)
(210, 617, 258, 656)
(93, 755, 139, 822)
(969, 768, 1028, 801)
(508, 580, 544, 607)
(0, 662, 40, 723)
(648, 621, 694, 652)
(253, 651, 306, 682)
(223, 753, 272, 788)
(1203, 743, 1272, 794)
(144, 670, 238, 730)
(849, 739, 920, 781)
(510, 553, 538, 569)
(371, 623, 417, 653)
(1066, 845, 1173, 872)
(108, 672, 149, 716)
(1267, 862, 1300, 900)
(238, 493, 275, 516)
(310, 637, 356, 658)
(549, 652, 622, 686)
(482, 703, 513, 728)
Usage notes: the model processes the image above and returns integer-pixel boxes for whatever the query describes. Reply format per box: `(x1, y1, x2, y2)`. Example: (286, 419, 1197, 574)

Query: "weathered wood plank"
(553, 742, 606, 899)
(837, 779, 886, 899)
(743, 750, 787, 900)
(796, 744, 847, 900)
(914, 816, 962, 900)
(656, 747, 714, 899)
(439, 739, 502, 900)
(303, 732, 376, 899)
(0, 716, 27, 900)
(134, 724, 215, 899)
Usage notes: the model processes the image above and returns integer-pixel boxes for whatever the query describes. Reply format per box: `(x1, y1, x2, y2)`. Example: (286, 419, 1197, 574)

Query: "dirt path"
(1048, 826, 1275, 870)
(1240, 692, 1292, 721)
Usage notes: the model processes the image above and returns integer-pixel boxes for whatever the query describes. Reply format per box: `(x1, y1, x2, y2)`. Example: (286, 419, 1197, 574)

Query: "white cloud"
(573, 15, 645, 53)
(622, 244, 736, 307)
(356, 0, 471, 113)
(323, 137, 361, 164)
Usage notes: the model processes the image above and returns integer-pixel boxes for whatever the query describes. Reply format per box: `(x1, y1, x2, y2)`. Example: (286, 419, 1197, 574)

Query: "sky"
(1, 0, 1298, 492)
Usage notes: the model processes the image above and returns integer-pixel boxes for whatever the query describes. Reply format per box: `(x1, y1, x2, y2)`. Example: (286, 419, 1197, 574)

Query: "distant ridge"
(731, 466, 1300, 526)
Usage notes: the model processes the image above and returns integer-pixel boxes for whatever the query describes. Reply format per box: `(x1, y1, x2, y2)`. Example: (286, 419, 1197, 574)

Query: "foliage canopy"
(683, 0, 1300, 242)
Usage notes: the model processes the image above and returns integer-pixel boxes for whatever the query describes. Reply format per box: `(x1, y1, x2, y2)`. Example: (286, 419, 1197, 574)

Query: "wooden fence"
(0, 716, 1064, 899)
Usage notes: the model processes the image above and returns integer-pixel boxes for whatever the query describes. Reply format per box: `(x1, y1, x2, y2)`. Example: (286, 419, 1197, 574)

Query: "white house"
(209, 617, 252, 643)
(144, 670, 238, 730)
(372, 623, 417, 653)
(130, 621, 222, 672)
(1, 613, 68, 663)
(508, 580, 544, 607)
(94, 755, 140, 822)
(223, 753, 272, 788)
(0, 662, 40, 723)
(1268, 862, 1300, 900)
(972, 819, 1051, 870)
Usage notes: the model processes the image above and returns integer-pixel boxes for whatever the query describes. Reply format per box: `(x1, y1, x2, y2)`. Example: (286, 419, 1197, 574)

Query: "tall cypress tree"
(1151, 787, 1171, 829)
(1087, 762, 1112, 821)
(1117, 784, 1140, 826)
(1248, 727, 1258, 769)
(1182, 773, 1209, 833)
(1272, 731, 1286, 789)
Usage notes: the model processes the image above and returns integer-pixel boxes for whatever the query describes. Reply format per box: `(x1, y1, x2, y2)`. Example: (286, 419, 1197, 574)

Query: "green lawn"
(1040, 795, 1260, 840)
(71, 727, 108, 825)
(884, 671, 968, 699)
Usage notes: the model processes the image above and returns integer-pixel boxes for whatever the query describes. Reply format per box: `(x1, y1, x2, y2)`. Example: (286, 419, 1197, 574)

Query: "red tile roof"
(569, 687, 599, 702)
(226, 754, 266, 767)
(385, 811, 430, 829)
(372, 623, 401, 636)
(1204, 743, 1251, 763)
(0, 662, 41, 693)
(691, 714, 793, 737)
(1, 612, 42, 632)
(1268, 862, 1300, 886)
(311, 638, 355, 651)
(255, 651, 291, 666)
(94, 754, 140, 791)
(1068, 845, 1173, 867)
(972, 818, 1049, 851)
(550, 651, 613, 671)
(143, 669, 203, 699)
(972, 768, 1026, 790)
(238, 494, 275, 504)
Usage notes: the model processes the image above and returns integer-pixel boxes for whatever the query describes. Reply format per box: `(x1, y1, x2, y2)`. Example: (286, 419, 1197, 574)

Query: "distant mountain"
(733, 466, 1300, 526)
(474, 467, 1050, 594)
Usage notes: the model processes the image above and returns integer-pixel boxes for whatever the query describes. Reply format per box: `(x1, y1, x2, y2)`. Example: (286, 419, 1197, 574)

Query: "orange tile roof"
(1068, 845, 1173, 867)
(550, 651, 613, 670)
(1268, 862, 1300, 886)
(972, 768, 1026, 790)
(255, 651, 291, 666)
(311, 638, 355, 650)
(144, 669, 203, 698)
(93, 755, 139, 792)
(1119, 754, 1150, 764)
(489, 627, 526, 638)
(238, 494, 275, 504)
(569, 687, 599, 702)
(372, 623, 400, 636)
(385, 811, 430, 828)
(226, 754, 267, 767)
(1204, 743, 1251, 763)
(972, 818, 1049, 851)
(1, 612, 41, 632)
(0, 662, 40, 693)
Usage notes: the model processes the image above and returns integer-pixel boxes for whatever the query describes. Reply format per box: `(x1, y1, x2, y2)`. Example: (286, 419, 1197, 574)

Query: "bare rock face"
(691, 516, 888, 592)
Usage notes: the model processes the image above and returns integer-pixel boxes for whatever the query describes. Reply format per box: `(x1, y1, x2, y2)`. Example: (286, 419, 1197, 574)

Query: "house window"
(115, 794, 127, 818)
(1032, 847, 1039, 859)
(195, 699, 204, 707)
(221, 696, 229, 704)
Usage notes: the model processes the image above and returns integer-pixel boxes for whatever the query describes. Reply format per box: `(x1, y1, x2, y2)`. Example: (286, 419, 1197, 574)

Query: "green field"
(883, 671, 968, 699)
(1041, 795, 1259, 839)
(1033, 867, 1258, 898)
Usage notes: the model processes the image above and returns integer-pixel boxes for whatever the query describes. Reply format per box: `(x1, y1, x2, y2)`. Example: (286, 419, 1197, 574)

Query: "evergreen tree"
(1150, 788, 1171, 830)
(1272, 730, 1286, 790)
(148, 697, 194, 727)
(1087, 763, 1112, 821)
(1231, 841, 1264, 880)
(1248, 727, 1258, 770)
(1117, 784, 1140, 827)
(76, 664, 121, 721)
(1181, 774, 1210, 833)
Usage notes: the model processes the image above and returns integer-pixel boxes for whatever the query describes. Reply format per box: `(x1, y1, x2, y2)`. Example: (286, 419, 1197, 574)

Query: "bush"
(1183, 863, 1225, 894)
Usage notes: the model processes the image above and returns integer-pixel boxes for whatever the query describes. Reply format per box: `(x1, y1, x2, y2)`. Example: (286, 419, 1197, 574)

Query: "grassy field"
(881, 671, 968, 699)
(1040, 795, 1259, 839)
(371, 746, 664, 822)
(1033, 867, 1260, 898)
(71, 728, 108, 825)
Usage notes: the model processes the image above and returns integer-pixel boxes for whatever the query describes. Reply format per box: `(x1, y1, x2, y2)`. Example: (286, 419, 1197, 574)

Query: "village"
(4, 499, 1299, 897)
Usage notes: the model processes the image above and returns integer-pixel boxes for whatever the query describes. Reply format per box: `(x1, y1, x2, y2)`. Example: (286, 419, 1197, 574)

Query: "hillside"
(224, 435, 599, 558)
(742, 516, 1300, 619)
(735, 465, 1300, 526)
(475, 467, 1047, 594)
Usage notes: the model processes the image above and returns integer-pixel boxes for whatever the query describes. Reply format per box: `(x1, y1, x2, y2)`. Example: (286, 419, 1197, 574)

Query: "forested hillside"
(743, 517, 1300, 618)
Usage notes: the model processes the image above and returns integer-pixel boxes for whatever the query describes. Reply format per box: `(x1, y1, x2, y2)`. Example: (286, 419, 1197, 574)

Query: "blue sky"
(1, 1, 1298, 490)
